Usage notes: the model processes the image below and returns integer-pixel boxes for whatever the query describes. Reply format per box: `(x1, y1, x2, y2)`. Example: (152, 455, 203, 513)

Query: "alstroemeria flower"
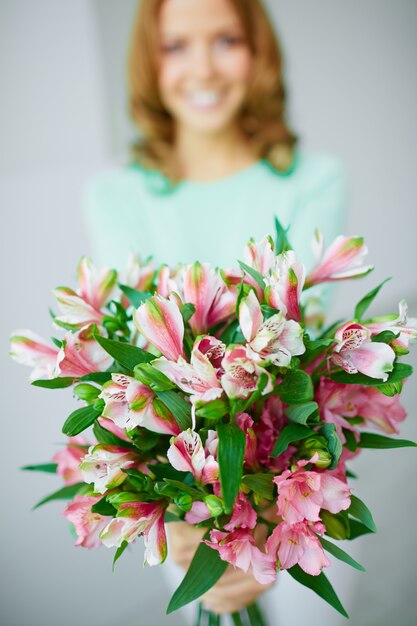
(54, 325, 113, 378)
(167, 429, 207, 481)
(54, 257, 117, 327)
(221, 346, 274, 399)
(205, 528, 276, 585)
(332, 322, 395, 381)
(99, 373, 179, 435)
(53, 435, 88, 486)
(224, 493, 257, 531)
(266, 520, 330, 576)
(236, 412, 257, 468)
(182, 262, 236, 334)
(152, 338, 223, 407)
(80, 444, 138, 494)
(305, 232, 373, 288)
(274, 455, 351, 524)
(239, 291, 305, 367)
(358, 386, 406, 434)
(264, 251, 305, 321)
(367, 300, 417, 352)
(194, 336, 225, 376)
(315, 379, 365, 442)
(100, 500, 167, 566)
(254, 396, 292, 471)
(9, 330, 59, 380)
(121, 253, 155, 292)
(63, 495, 109, 549)
(242, 235, 275, 297)
(134, 294, 185, 361)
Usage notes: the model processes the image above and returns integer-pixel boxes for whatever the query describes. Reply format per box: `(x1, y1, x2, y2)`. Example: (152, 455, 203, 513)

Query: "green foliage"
(112, 541, 129, 571)
(241, 474, 274, 500)
(180, 302, 196, 323)
(274, 215, 292, 253)
(92, 421, 136, 449)
(287, 565, 349, 618)
(118, 284, 152, 308)
(237, 260, 265, 290)
(33, 483, 84, 509)
(270, 424, 315, 458)
(358, 432, 417, 449)
(62, 404, 102, 436)
(331, 362, 412, 386)
(167, 534, 228, 613)
(276, 370, 314, 404)
(73, 383, 100, 402)
(91, 496, 117, 516)
(321, 510, 350, 540)
(195, 399, 229, 421)
(154, 390, 192, 430)
(21, 463, 58, 473)
(354, 278, 391, 321)
(94, 334, 154, 371)
(217, 422, 246, 513)
(31, 377, 74, 389)
(319, 424, 342, 470)
(319, 536, 365, 572)
(348, 495, 377, 533)
(134, 363, 176, 391)
(285, 401, 318, 425)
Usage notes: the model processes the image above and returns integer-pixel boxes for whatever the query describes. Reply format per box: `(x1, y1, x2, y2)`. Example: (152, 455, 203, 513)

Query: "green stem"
(231, 612, 245, 626)
(247, 602, 268, 626)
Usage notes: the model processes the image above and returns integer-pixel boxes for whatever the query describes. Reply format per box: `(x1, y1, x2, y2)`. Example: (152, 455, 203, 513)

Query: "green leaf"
(319, 423, 342, 470)
(287, 565, 349, 618)
(112, 540, 129, 571)
(119, 284, 152, 308)
(155, 390, 192, 430)
(348, 519, 374, 539)
(91, 496, 117, 516)
(33, 483, 84, 509)
(163, 479, 201, 498)
(274, 215, 292, 253)
(285, 401, 318, 425)
(270, 424, 315, 457)
(165, 511, 183, 523)
(62, 404, 102, 437)
(358, 432, 417, 449)
(129, 427, 160, 452)
(133, 363, 176, 391)
(80, 372, 112, 384)
(237, 260, 265, 290)
(276, 370, 314, 404)
(217, 422, 246, 513)
(92, 421, 136, 449)
(371, 330, 399, 344)
(31, 377, 74, 389)
(195, 399, 229, 420)
(354, 278, 391, 321)
(377, 380, 402, 396)
(21, 463, 58, 473)
(167, 534, 228, 613)
(241, 474, 274, 500)
(319, 536, 365, 572)
(348, 495, 377, 533)
(331, 362, 413, 386)
(180, 302, 196, 323)
(321, 510, 350, 540)
(94, 334, 154, 371)
(149, 463, 189, 482)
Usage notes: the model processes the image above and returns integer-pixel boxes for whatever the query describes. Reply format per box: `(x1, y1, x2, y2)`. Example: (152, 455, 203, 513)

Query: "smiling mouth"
(186, 90, 224, 110)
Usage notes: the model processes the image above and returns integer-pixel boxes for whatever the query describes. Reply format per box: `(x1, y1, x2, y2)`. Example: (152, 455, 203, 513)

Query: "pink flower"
(236, 413, 257, 469)
(167, 429, 207, 480)
(185, 501, 212, 524)
(224, 493, 257, 531)
(9, 330, 59, 380)
(54, 257, 117, 327)
(266, 521, 330, 575)
(152, 337, 223, 406)
(205, 528, 276, 585)
(134, 294, 185, 361)
(242, 236, 276, 297)
(221, 346, 274, 399)
(99, 373, 179, 435)
(316, 379, 365, 442)
(52, 435, 88, 485)
(121, 253, 155, 292)
(332, 322, 395, 381)
(80, 444, 138, 494)
(54, 326, 113, 378)
(305, 232, 373, 288)
(182, 262, 236, 334)
(100, 500, 167, 566)
(239, 291, 305, 367)
(194, 336, 225, 375)
(62, 495, 109, 549)
(274, 456, 351, 524)
(264, 251, 305, 321)
(254, 397, 292, 470)
(358, 387, 406, 434)
(367, 300, 417, 353)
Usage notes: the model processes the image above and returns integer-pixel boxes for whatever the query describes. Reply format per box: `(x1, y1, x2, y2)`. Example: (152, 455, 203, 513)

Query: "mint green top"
(82, 153, 347, 273)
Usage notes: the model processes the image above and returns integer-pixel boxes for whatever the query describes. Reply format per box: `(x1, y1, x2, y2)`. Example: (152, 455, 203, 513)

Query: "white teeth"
(188, 91, 221, 107)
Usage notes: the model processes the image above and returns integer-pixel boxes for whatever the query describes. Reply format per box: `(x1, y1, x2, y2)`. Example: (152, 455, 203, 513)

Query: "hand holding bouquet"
(10, 219, 417, 624)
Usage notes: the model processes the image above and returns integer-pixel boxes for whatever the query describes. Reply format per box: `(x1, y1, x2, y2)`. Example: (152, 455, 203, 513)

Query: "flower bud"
(302, 436, 328, 451)
(204, 495, 224, 517)
(310, 449, 332, 469)
(320, 510, 349, 540)
(175, 493, 193, 512)
(73, 383, 100, 403)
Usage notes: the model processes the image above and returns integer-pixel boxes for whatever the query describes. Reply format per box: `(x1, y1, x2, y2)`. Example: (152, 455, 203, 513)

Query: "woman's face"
(157, 0, 253, 136)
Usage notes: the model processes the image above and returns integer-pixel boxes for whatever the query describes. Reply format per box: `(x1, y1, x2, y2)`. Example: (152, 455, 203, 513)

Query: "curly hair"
(127, 0, 297, 182)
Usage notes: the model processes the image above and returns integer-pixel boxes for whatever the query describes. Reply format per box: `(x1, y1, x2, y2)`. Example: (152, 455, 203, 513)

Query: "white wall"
(1, 1, 416, 625)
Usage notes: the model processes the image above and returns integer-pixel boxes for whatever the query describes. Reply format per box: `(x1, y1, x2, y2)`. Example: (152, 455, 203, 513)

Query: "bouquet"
(10, 219, 417, 625)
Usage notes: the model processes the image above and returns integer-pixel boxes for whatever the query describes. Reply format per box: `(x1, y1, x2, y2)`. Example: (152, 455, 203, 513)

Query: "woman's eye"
(161, 42, 185, 54)
(215, 35, 243, 48)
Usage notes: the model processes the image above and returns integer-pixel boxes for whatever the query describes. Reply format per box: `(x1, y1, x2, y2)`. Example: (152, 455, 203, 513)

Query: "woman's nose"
(188, 43, 217, 81)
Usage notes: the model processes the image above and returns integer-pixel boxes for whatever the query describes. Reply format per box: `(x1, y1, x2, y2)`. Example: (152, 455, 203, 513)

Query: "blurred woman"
(84, 0, 351, 623)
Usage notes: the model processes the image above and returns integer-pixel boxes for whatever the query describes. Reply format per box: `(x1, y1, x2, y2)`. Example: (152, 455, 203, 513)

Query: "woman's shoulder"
(289, 151, 347, 188)
(84, 163, 151, 208)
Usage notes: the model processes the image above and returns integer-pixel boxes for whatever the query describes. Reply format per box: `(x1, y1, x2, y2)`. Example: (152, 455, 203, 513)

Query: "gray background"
(1, 1, 416, 625)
